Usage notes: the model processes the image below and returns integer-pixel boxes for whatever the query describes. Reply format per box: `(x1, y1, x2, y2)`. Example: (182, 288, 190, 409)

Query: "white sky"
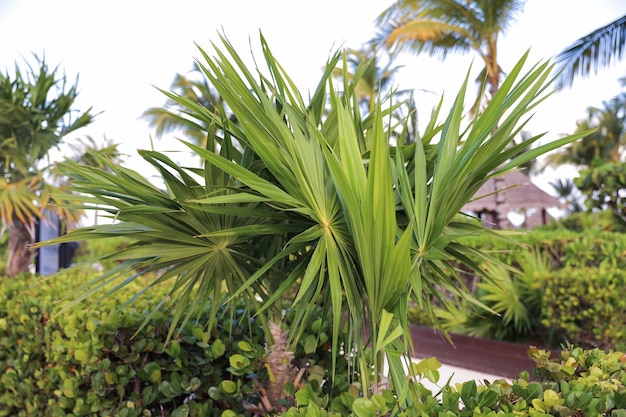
(2, 0, 626, 195)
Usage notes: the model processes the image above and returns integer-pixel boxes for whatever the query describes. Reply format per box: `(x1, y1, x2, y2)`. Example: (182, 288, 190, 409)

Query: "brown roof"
(463, 170, 564, 213)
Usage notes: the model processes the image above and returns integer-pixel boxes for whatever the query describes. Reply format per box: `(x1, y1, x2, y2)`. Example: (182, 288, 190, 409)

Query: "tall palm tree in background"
(555, 13, 626, 90)
(549, 178, 583, 213)
(373, 0, 524, 112)
(0, 56, 94, 277)
(142, 61, 226, 149)
(332, 47, 435, 144)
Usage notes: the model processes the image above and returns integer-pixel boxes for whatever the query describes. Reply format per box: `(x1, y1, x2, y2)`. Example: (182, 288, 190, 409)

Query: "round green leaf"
(237, 340, 253, 352)
(220, 380, 237, 394)
(229, 353, 250, 369)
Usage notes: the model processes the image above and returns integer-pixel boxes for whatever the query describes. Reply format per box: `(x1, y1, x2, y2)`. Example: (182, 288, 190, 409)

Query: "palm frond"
(555, 14, 626, 90)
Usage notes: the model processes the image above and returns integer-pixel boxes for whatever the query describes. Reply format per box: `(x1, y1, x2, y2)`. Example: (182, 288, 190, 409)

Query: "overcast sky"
(2, 0, 626, 193)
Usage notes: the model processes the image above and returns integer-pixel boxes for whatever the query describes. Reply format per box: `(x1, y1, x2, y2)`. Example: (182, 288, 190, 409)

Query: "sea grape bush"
(279, 346, 626, 417)
(0, 267, 269, 416)
(0, 265, 347, 416)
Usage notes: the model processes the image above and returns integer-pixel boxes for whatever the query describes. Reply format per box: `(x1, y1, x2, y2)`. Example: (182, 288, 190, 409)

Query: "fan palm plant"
(544, 95, 626, 170)
(41, 33, 587, 409)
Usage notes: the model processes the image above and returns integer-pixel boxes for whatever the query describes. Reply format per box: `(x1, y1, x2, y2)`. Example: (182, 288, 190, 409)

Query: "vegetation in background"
(575, 162, 626, 222)
(543, 76, 626, 221)
(0, 55, 94, 276)
(330, 46, 408, 115)
(142, 61, 227, 150)
(410, 228, 626, 351)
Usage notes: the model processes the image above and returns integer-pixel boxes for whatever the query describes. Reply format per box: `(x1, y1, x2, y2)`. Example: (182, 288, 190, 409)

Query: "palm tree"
(550, 178, 583, 213)
(373, 0, 524, 112)
(66, 136, 125, 169)
(40, 34, 585, 409)
(544, 94, 626, 169)
(0, 55, 94, 277)
(142, 61, 226, 149)
(332, 46, 408, 114)
(555, 14, 626, 90)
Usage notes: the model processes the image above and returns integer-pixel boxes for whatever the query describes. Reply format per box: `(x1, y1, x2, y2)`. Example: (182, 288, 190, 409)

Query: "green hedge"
(542, 266, 626, 350)
(0, 268, 270, 416)
(460, 229, 626, 270)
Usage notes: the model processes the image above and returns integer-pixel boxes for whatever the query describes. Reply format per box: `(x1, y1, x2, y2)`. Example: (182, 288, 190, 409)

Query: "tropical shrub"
(39, 32, 585, 409)
(2, 268, 626, 416)
(431, 248, 549, 343)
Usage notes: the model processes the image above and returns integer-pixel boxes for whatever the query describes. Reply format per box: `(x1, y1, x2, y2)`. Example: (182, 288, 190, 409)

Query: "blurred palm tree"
(142, 61, 226, 149)
(550, 178, 583, 213)
(373, 0, 524, 113)
(0, 55, 94, 277)
(52, 136, 126, 225)
(332, 46, 408, 114)
(67, 136, 124, 169)
(544, 94, 626, 169)
(555, 14, 626, 90)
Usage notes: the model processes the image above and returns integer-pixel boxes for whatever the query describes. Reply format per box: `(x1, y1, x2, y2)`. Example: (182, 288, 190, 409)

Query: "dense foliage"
(409, 228, 626, 350)
(0, 266, 350, 416)
(2, 264, 625, 416)
(575, 162, 626, 223)
(281, 346, 626, 417)
(38, 32, 587, 408)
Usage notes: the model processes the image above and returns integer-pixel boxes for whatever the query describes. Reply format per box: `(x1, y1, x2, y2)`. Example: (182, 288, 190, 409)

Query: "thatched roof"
(463, 170, 564, 213)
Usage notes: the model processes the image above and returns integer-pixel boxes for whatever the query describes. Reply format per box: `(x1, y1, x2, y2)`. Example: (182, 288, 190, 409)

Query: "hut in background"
(463, 170, 564, 229)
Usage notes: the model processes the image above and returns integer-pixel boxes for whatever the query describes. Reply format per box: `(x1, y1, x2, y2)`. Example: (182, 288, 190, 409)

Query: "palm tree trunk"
(264, 321, 295, 412)
(6, 216, 34, 277)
